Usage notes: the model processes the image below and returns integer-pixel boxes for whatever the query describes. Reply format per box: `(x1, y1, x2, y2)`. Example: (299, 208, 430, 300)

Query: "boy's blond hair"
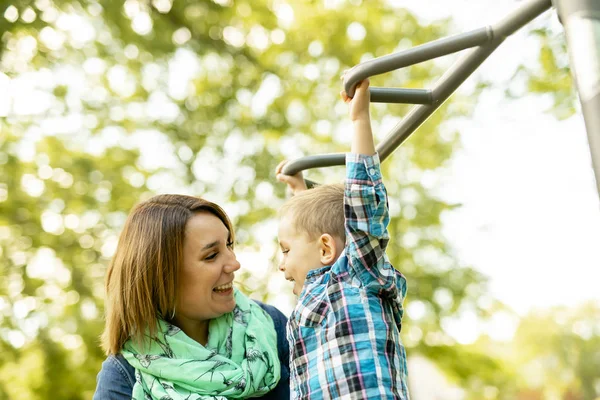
(279, 183, 346, 242)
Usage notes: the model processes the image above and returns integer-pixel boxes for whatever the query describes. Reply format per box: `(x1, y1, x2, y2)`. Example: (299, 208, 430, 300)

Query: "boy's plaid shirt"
(287, 153, 409, 399)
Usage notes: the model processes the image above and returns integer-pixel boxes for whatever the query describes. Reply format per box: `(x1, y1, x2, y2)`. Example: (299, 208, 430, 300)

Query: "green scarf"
(122, 290, 281, 399)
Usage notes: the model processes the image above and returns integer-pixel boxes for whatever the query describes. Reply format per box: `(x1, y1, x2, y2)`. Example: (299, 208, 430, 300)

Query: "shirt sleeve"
(344, 152, 397, 295)
(92, 355, 135, 400)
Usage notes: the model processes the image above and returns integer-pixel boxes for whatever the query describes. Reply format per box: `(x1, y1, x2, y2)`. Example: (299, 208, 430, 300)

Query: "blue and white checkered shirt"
(287, 153, 409, 399)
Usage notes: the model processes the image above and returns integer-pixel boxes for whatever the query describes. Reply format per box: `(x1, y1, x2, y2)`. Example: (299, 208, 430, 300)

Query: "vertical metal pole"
(555, 0, 600, 198)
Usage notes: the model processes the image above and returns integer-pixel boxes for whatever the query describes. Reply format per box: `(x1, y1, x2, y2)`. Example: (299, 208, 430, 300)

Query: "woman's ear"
(318, 234, 341, 265)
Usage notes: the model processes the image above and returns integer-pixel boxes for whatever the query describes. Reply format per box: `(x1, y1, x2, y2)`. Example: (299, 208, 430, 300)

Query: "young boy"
(275, 79, 409, 399)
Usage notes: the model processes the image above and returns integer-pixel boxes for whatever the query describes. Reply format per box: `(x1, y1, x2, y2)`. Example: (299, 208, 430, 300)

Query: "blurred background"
(1, 0, 599, 399)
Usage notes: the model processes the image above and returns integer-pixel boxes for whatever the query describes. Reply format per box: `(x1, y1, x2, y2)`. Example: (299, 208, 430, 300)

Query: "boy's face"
(277, 214, 324, 296)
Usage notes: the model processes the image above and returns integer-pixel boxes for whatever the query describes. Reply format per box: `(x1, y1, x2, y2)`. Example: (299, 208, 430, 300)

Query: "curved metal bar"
(282, 153, 345, 176)
(343, 27, 493, 98)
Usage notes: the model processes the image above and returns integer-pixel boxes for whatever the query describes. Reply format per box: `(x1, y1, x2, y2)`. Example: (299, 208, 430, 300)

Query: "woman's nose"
(225, 254, 241, 273)
(278, 261, 285, 272)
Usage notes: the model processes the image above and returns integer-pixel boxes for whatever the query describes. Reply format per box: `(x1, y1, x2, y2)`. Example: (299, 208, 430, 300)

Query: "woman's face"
(175, 211, 240, 325)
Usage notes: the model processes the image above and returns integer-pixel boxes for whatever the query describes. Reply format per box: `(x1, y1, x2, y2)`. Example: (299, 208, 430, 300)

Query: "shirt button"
(369, 168, 376, 175)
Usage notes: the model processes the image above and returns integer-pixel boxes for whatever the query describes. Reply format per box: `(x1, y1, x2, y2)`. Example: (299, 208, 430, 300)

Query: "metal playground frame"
(282, 0, 600, 197)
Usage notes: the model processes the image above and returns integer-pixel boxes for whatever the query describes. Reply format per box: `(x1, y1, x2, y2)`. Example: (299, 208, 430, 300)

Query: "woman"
(93, 194, 289, 399)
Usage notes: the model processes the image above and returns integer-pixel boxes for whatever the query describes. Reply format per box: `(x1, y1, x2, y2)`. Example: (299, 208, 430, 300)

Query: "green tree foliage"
(0, 0, 573, 398)
(466, 303, 600, 400)
(526, 28, 575, 119)
(510, 303, 600, 400)
(509, 20, 577, 119)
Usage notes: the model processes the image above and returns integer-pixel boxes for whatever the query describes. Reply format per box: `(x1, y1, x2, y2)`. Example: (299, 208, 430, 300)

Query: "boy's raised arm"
(342, 79, 397, 295)
(341, 79, 375, 156)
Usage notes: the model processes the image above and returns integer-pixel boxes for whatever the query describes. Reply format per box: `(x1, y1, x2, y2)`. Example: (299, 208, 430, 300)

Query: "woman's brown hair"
(100, 194, 234, 355)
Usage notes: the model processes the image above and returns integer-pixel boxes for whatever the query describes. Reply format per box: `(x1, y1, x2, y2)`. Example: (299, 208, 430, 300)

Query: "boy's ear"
(318, 234, 340, 265)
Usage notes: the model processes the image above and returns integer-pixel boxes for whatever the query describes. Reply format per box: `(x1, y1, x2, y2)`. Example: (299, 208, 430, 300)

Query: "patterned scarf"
(122, 290, 281, 399)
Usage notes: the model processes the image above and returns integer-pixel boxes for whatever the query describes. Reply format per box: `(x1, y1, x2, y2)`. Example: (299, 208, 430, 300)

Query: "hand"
(275, 160, 308, 195)
(340, 78, 370, 122)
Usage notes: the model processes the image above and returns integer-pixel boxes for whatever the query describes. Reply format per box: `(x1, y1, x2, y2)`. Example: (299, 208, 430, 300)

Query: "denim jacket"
(93, 301, 290, 399)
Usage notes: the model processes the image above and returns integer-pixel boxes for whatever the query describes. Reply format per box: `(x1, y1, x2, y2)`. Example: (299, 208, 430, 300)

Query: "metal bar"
(555, 0, 600, 197)
(286, 153, 345, 173)
(343, 27, 493, 98)
(493, 0, 554, 37)
(377, 41, 503, 161)
(282, 0, 553, 177)
(370, 87, 433, 104)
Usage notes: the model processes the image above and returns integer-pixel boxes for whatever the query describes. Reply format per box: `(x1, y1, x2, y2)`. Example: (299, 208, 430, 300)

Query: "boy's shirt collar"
(304, 246, 350, 283)
(305, 264, 331, 281)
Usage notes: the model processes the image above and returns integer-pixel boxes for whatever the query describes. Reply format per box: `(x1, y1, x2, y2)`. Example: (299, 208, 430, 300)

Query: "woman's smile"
(213, 281, 234, 295)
